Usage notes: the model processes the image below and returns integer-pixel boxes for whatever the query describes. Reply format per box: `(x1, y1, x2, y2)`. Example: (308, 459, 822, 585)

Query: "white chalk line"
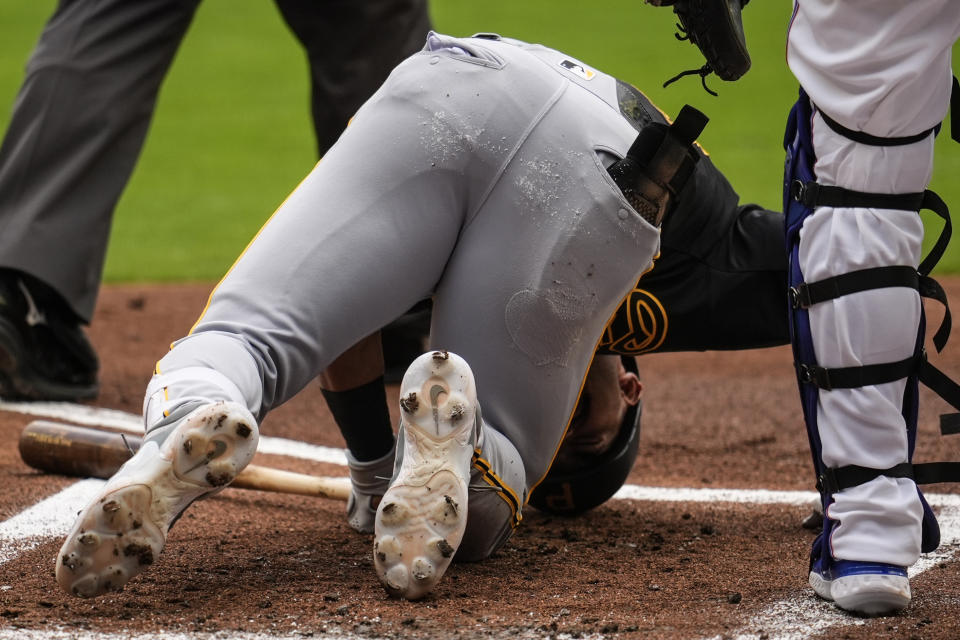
(0, 479, 103, 566)
(0, 400, 143, 431)
(699, 502, 960, 640)
(2, 401, 958, 640)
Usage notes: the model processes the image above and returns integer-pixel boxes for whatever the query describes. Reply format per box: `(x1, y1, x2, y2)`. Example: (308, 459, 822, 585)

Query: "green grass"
(1, 1, 958, 278)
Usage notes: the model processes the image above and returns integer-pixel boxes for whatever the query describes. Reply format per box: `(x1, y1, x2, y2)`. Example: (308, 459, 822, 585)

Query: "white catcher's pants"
(788, 0, 960, 565)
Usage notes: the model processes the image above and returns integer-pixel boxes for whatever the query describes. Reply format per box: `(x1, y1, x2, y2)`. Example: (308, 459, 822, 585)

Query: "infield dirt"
(1, 280, 958, 639)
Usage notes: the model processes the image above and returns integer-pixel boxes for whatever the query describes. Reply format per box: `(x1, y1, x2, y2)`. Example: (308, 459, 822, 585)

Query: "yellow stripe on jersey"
(151, 361, 172, 418)
(472, 451, 523, 528)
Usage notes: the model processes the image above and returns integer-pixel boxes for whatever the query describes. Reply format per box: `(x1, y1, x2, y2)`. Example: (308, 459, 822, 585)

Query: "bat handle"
(234, 464, 352, 500)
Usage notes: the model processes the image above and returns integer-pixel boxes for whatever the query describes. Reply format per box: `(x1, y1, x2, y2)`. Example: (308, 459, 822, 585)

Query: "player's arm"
(598, 149, 788, 355)
(644, 203, 786, 352)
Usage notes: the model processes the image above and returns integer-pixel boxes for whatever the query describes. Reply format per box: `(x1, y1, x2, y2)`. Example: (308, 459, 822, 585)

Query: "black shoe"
(0, 269, 98, 401)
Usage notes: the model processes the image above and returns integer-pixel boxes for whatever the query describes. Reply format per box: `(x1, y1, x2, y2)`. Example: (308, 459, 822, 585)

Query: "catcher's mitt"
(649, 0, 751, 94)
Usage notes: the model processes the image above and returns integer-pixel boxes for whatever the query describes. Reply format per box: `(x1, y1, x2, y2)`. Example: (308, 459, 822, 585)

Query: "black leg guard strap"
(818, 461, 960, 495)
(801, 350, 960, 433)
(918, 361, 960, 435)
(789, 265, 918, 309)
(790, 183, 952, 277)
(798, 354, 916, 391)
(816, 107, 941, 147)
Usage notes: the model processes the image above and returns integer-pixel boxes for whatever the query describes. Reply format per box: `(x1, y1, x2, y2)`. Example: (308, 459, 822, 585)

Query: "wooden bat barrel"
(18, 419, 352, 500)
(18, 420, 140, 479)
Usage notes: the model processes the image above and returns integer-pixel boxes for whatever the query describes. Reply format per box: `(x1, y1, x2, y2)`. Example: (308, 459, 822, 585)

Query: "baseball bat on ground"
(18, 420, 351, 501)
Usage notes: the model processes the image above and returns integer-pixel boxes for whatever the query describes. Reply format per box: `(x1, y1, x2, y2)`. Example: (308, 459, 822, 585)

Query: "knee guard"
(783, 88, 960, 563)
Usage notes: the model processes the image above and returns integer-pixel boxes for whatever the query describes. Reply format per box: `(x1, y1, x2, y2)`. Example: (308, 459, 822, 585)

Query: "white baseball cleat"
(373, 350, 478, 600)
(56, 401, 259, 598)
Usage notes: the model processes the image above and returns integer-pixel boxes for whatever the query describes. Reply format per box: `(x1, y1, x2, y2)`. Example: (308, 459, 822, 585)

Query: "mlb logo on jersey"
(559, 58, 596, 80)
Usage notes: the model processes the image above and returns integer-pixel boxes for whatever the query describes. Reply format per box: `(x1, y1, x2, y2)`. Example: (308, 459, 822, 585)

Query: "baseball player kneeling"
(55, 31, 788, 601)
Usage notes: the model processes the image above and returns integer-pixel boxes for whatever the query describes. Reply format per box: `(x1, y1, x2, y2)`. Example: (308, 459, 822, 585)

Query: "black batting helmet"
(527, 356, 642, 515)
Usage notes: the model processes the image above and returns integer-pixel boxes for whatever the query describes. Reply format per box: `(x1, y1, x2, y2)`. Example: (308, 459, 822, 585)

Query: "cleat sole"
(56, 402, 258, 598)
(373, 352, 477, 600)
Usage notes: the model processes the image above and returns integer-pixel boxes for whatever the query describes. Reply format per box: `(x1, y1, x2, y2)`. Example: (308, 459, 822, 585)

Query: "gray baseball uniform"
(144, 32, 661, 556)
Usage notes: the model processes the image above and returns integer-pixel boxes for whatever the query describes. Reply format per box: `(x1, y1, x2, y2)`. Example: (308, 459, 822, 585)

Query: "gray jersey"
(145, 32, 660, 554)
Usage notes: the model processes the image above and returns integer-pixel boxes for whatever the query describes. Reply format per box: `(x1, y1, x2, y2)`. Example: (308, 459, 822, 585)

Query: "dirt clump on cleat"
(55, 401, 259, 598)
(373, 351, 478, 599)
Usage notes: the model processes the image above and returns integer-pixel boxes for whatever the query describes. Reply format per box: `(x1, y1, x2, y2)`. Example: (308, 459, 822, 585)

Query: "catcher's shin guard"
(782, 89, 960, 572)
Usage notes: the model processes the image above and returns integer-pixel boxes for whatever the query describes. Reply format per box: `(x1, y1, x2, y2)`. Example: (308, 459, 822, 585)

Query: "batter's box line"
(3, 400, 959, 508)
(3, 397, 958, 640)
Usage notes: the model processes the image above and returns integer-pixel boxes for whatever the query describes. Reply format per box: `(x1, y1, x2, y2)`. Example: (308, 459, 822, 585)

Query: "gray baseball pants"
(145, 33, 661, 557)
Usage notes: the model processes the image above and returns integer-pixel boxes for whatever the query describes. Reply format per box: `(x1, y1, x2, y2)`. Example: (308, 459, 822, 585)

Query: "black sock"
(321, 376, 394, 462)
